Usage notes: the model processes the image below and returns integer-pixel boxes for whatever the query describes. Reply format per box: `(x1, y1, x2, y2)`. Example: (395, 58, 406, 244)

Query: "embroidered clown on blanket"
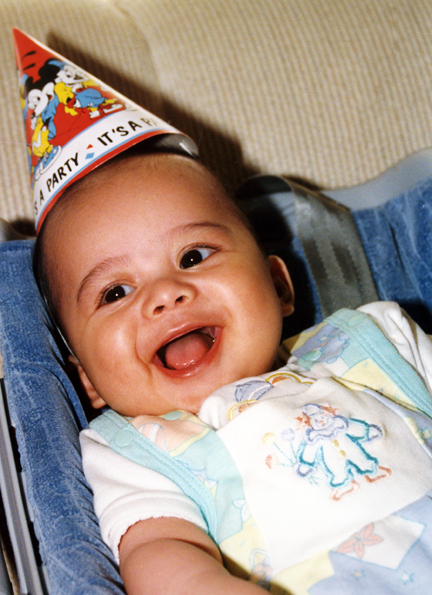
(290, 402, 390, 499)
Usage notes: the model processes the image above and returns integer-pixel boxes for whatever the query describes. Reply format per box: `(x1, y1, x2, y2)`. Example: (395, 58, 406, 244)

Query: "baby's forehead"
(49, 155, 216, 221)
(71, 152, 220, 197)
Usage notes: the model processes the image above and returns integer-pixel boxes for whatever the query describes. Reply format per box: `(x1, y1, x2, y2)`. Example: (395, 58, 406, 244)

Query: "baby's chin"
(124, 350, 279, 418)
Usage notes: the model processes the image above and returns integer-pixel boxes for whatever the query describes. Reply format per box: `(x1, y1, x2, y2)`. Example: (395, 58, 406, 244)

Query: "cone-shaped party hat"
(13, 28, 198, 232)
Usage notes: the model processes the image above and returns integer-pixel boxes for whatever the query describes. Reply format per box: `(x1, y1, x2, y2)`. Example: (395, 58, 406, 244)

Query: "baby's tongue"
(164, 330, 214, 370)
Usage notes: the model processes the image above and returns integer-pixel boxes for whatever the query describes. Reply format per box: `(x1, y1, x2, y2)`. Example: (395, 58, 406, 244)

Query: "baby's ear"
(268, 255, 295, 317)
(68, 355, 107, 409)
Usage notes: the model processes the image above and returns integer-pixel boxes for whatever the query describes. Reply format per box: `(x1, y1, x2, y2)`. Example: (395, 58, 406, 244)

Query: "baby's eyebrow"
(171, 221, 233, 237)
(77, 255, 131, 304)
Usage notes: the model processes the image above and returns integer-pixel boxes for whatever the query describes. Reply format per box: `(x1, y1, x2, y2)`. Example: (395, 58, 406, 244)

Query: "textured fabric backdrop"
(2, 0, 432, 227)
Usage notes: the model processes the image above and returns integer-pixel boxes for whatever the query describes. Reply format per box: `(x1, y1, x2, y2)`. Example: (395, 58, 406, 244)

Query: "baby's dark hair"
(33, 193, 69, 337)
(32, 147, 257, 338)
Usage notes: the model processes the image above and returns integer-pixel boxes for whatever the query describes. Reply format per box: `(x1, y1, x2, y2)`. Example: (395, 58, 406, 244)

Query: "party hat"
(13, 28, 198, 232)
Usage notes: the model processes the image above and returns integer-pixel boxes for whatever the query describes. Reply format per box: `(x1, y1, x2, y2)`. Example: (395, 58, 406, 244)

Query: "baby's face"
(46, 154, 293, 416)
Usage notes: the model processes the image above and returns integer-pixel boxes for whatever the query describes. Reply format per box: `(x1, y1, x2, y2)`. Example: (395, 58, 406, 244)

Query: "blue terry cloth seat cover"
(353, 177, 432, 334)
(0, 240, 125, 595)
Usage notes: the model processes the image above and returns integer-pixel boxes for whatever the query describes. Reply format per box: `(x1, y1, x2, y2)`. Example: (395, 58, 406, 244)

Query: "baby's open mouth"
(157, 327, 216, 371)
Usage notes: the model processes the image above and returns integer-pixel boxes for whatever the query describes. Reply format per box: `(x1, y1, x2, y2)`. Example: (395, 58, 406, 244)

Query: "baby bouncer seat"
(0, 149, 432, 594)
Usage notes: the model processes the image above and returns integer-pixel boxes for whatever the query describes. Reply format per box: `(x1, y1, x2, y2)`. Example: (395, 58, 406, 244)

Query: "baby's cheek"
(81, 322, 128, 376)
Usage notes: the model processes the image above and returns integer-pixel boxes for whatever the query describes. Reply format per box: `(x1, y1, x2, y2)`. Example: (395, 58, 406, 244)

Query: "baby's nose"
(152, 294, 187, 315)
(143, 278, 196, 317)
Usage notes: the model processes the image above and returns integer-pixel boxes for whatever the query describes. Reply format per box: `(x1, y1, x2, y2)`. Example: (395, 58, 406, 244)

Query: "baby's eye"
(103, 284, 135, 304)
(180, 247, 214, 269)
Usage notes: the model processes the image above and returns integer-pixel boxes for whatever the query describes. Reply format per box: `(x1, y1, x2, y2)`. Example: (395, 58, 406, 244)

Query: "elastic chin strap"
(40, 289, 78, 362)
(56, 324, 77, 361)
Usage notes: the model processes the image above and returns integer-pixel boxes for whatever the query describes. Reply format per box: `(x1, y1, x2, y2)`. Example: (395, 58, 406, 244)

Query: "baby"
(35, 149, 432, 595)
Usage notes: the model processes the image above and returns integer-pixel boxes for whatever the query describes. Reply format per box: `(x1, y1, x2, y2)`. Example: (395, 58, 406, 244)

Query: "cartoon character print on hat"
(20, 56, 125, 186)
(13, 29, 197, 232)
